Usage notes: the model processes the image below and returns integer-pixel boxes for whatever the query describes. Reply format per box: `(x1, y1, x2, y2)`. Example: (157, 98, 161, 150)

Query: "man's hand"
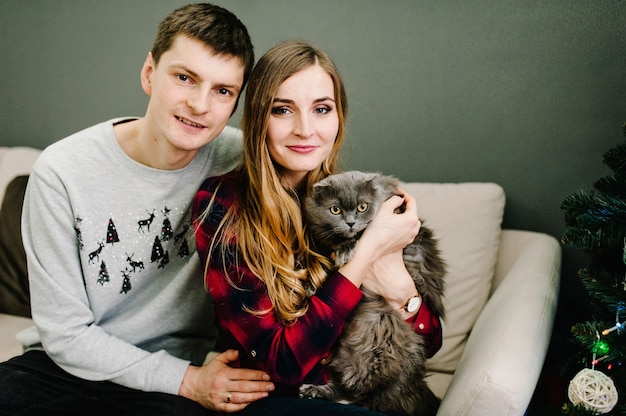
(179, 349, 274, 412)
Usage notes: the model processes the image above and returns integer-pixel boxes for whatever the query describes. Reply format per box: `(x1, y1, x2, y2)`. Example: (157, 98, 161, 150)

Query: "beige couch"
(0, 146, 561, 416)
(0, 146, 42, 362)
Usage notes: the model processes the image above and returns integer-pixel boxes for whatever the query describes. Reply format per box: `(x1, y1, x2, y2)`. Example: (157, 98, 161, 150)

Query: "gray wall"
(1, 1, 625, 327)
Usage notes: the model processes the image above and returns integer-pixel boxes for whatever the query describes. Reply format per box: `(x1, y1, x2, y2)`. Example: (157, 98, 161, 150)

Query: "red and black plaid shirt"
(193, 171, 442, 391)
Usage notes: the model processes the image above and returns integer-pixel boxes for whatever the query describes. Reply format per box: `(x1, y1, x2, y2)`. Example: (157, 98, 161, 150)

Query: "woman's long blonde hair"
(207, 41, 348, 325)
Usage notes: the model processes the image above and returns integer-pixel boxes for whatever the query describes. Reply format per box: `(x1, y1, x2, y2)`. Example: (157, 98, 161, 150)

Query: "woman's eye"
(271, 107, 291, 116)
(329, 206, 342, 215)
(218, 88, 233, 96)
(357, 202, 369, 213)
(314, 106, 332, 115)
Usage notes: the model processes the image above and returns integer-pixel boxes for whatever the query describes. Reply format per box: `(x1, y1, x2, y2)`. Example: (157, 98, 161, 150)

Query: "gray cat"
(300, 171, 446, 416)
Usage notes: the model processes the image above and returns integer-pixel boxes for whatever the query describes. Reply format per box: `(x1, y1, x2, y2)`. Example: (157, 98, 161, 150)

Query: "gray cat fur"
(300, 171, 446, 416)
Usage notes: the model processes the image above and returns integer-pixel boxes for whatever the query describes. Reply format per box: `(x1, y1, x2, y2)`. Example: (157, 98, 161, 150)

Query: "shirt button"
(251, 350, 257, 357)
(418, 323, 425, 330)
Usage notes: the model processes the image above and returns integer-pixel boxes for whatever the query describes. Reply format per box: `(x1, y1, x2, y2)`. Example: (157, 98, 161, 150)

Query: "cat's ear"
(311, 181, 329, 191)
(361, 172, 379, 182)
(361, 172, 381, 186)
(381, 174, 400, 191)
(373, 173, 401, 198)
(309, 180, 333, 199)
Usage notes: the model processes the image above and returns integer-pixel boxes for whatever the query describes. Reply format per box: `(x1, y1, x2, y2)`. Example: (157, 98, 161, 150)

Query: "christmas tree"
(97, 261, 110, 285)
(106, 218, 119, 245)
(557, 123, 626, 415)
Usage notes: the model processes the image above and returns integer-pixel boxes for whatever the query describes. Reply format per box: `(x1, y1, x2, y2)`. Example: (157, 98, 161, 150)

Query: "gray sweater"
(22, 118, 242, 394)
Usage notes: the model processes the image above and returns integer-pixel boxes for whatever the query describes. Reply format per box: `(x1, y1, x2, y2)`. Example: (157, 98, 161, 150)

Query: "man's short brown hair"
(151, 3, 254, 87)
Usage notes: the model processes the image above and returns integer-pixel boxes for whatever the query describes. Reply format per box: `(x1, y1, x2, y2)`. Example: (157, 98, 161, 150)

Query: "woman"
(193, 41, 442, 413)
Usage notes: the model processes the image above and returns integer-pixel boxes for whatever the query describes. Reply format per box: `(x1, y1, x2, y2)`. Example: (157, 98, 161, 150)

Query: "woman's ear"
(140, 52, 155, 96)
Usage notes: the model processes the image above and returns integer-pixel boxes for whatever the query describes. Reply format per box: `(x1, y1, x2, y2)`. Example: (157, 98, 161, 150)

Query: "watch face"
(407, 296, 422, 313)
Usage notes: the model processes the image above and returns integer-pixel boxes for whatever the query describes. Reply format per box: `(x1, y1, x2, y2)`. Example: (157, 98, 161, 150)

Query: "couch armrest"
(0, 313, 34, 363)
(437, 230, 561, 416)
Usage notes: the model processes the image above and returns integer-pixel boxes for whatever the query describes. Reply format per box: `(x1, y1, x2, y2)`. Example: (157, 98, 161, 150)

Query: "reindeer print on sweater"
(76, 204, 193, 295)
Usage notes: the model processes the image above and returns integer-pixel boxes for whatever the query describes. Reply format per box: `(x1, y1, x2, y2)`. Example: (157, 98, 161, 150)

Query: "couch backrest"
(400, 182, 505, 374)
(0, 147, 42, 202)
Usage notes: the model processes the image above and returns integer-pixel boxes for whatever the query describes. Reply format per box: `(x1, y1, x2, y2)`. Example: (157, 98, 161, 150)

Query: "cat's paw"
(299, 384, 320, 399)
(299, 384, 332, 400)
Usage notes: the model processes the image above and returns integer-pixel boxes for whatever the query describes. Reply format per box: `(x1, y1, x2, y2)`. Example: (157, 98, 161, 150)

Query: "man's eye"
(329, 206, 342, 215)
(218, 88, 232, 96)
(177, 74, 189, 82)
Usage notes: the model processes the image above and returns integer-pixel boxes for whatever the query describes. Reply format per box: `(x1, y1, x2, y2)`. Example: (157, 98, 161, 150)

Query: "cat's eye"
(357, 202, 369, 213)
(330, 206, 342, 215)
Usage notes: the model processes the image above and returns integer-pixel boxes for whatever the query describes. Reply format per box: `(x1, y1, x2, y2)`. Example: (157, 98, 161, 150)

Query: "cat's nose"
(346, 222, 355, 228)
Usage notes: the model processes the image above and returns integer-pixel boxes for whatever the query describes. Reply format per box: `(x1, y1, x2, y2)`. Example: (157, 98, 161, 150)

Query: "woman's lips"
(287, 145, 316, 154)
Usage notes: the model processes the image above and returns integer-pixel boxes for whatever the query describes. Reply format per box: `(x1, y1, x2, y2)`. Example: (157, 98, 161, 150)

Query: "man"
(0, 4, 273, 415)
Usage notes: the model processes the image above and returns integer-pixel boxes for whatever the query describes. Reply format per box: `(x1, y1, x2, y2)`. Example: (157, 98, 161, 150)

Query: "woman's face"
(266, 64, 339, 189)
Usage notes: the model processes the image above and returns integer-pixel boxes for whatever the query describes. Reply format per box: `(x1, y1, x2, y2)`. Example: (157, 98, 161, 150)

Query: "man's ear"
(140, 52, 155, 96)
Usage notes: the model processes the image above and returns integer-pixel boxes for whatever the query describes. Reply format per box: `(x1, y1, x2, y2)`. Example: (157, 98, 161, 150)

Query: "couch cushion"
(0, 175, 30, 317)
(399, 182, 505, 377)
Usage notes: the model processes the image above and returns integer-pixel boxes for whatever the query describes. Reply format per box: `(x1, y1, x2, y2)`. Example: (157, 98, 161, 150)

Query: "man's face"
(141, 35, 245, 155)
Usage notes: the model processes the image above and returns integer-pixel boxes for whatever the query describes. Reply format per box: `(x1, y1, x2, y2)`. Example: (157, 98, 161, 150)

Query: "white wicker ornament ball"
(568, 368, 618, 414)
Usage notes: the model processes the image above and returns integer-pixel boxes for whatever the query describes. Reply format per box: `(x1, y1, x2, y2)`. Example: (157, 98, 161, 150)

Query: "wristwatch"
(400, 293, 422, 313)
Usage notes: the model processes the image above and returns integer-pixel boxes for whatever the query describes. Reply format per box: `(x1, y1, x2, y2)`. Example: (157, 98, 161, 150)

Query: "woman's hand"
(361, 191, 421, 255)
(361, 249, 419, 315)
(338, 190, 421, 289)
